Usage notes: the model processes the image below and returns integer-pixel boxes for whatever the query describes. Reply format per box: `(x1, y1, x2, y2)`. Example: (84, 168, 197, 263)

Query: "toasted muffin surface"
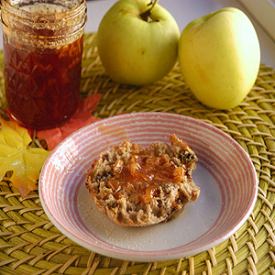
(85, 134, 200, 227)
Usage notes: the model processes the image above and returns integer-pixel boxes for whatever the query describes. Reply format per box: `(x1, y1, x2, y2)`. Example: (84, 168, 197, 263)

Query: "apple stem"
(140, 0, 159, 22)
(148, 0, 158, 11)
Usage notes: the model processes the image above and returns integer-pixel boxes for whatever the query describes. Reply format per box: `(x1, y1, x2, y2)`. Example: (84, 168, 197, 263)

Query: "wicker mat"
(0, 33, 274, 275)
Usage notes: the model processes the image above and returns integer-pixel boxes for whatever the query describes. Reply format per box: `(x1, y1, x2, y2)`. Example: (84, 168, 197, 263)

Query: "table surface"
(0, 0, 274, 68)
(0, 2, 274, 274)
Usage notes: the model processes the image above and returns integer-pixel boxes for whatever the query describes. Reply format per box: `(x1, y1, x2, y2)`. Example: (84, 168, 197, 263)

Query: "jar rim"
(1, 0, 87, 49)
(1, 0, 86, 21)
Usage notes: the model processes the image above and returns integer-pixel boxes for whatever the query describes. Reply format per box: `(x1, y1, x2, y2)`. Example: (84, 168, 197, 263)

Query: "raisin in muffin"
(85, 134, 200, 227)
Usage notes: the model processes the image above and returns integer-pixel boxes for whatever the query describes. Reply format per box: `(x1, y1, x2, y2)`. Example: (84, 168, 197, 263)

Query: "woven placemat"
(0, 33, 274, 275)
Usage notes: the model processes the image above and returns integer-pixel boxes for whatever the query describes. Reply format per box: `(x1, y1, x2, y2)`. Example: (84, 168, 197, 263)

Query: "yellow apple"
(178, 7, 260, 109)
(97, 0, 180, 86)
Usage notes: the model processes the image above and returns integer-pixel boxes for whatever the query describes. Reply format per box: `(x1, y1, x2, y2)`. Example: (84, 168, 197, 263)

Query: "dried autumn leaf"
(37, 93, 101, 150)
(0, 118, 49, 197)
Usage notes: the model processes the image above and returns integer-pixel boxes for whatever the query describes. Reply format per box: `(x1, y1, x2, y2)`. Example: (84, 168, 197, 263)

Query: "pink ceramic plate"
(39, 112, 258, 261)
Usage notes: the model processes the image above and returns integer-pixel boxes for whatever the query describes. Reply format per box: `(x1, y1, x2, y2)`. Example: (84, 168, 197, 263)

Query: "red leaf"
(37, 94, 101, 150)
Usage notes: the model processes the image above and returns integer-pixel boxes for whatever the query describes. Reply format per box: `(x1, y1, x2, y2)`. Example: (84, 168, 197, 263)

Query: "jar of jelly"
(1, 0, 87, 129)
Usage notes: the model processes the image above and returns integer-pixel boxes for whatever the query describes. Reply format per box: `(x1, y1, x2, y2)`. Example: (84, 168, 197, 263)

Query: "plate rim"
(39, 112, 258, 261)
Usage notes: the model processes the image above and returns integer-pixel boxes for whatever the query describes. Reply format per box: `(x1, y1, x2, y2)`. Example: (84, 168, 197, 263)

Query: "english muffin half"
(85, 134, 200, 227)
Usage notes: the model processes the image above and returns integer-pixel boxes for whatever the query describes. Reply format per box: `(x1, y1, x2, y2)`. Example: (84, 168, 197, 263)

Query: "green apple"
(178, 7, 260, 109)
(96, 0, 180, 85)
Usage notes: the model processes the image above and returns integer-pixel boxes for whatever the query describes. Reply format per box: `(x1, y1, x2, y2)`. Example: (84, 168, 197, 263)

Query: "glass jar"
(1, 0, 87, 129)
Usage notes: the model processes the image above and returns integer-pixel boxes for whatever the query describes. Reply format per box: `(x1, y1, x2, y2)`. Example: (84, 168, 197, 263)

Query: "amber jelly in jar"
(1, 0, 87, 129)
